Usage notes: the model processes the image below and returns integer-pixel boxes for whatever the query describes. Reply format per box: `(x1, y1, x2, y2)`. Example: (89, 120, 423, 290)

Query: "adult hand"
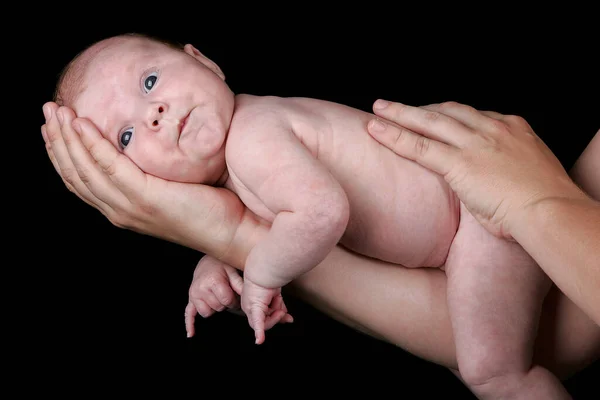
(366, 100, 589, 239)
(41, 102, 250, 259)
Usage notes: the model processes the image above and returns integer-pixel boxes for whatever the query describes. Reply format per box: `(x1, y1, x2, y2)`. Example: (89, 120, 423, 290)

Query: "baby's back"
(232, 95, 459, 268)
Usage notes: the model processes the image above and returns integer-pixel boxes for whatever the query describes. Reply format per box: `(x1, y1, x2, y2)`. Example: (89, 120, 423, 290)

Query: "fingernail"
(57, 110, 64, 125)
(43, 105, 51, 121)
(374, 99, 390, 109)
(369, 119, 387, 133)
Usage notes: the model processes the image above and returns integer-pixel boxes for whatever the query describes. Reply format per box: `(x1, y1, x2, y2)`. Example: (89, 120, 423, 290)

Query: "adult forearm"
(190, 183, 597, 377)
(159, 186, 257, 264)
(286, 247, 457, 368)
(514, 196, 600, 325)
(213, 205, 459, 366)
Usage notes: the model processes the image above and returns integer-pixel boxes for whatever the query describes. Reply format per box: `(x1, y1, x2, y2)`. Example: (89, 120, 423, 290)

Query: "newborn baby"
(54, 32, 559, 400)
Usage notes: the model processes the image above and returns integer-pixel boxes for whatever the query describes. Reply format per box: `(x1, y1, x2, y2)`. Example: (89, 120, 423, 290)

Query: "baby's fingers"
(248, 307, 266, 345)
(264, 310, 292, 330)
(184, 302, 199, 338)
(270, 294, 294, 324)
(212, 283, 239, 310)
(224, 265, 244, 296)
(192, 296, 218, 318)
(202, 291, 228, 314)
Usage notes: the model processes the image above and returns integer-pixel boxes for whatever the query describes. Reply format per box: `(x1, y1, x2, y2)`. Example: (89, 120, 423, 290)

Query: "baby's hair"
(53, 32, 185, 107)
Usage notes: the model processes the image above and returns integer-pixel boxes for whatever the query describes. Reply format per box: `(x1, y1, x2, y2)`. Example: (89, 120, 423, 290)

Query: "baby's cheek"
(125, 146, 170, 178)
(128, 135, 226, 184)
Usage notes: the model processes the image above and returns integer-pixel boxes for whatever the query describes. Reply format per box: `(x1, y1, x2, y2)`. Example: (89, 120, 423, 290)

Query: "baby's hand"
(241, 279, 293, 344)
(185, 255, 244, 338)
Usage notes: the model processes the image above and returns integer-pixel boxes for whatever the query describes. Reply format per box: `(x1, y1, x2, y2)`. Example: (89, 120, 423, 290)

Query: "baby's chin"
(156, 158, 226, 185)
(180, 120, 227, 156)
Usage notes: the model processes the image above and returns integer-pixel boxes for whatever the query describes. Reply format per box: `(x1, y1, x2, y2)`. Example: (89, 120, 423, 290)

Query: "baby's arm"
(227, 109, 350, 341)
(228, 110, 350, 289)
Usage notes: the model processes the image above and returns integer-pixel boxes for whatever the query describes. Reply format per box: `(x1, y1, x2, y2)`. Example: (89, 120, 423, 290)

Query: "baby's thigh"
(445, 203, 552, 325)
(444, 204, 553, 361)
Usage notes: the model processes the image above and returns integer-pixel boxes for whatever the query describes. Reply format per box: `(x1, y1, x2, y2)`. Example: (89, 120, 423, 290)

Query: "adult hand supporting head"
(366, 100, 590, 240)
(41, 102, 257, 265)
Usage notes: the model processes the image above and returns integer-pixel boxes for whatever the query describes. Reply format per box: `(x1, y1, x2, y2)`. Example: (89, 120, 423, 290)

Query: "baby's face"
(73, 37, 234, 184)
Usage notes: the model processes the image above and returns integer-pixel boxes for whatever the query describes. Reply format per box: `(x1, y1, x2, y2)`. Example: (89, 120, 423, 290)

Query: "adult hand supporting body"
(367, 100, 600, 325)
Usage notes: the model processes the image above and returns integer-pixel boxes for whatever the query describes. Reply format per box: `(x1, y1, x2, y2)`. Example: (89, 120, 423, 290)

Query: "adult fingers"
(43, 129, 98, 210)
(422, 102, 500, 133)
(478, 110, 539, 140)
(43, 103, 105, 209)
(43, 125, 60, 176)
(367, 117, 458, 177)
(479, 110, 505, 120)
(423, 103, 537, 137)
(372, 99, 471, 148)
(59, 107, 130, 210)
(421, 102, 535, 138)
(74, 117, 151, 202)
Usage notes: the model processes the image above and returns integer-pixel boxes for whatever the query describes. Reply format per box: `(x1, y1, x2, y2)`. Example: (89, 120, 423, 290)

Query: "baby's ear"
(183, 44, 226, 81)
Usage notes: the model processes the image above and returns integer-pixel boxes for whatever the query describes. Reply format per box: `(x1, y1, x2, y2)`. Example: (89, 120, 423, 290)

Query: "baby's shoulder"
(229, 95, 298, 137)
(234, 94, 290, 117)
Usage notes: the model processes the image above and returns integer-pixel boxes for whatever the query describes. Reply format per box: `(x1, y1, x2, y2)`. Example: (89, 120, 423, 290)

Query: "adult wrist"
(510, 185, 594, 242)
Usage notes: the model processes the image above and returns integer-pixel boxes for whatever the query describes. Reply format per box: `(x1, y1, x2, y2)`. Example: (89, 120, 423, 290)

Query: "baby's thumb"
(226, 268, 244, 296)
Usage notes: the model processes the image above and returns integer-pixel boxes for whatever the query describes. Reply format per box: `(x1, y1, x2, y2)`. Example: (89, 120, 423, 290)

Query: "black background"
(16, 6, 599, 398)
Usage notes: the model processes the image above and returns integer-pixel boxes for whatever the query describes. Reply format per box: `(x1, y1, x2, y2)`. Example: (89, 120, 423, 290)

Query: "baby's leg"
(444, 203, 570, 399)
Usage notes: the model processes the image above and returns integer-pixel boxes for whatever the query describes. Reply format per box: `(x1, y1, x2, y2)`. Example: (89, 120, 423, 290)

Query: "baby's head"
(55, 33, 234, 184)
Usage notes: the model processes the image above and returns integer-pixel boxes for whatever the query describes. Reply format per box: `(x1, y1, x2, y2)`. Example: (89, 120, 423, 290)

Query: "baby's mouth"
(179, 110, 192, 135)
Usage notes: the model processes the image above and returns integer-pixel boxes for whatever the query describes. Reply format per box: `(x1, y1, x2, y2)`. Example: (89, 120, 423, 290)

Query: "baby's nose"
(147, 103, 168, 129)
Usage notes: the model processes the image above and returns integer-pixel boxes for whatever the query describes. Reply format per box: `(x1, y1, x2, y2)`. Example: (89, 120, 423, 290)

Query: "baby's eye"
(119, 128, 133, 149)
(143, 72, 159, 93)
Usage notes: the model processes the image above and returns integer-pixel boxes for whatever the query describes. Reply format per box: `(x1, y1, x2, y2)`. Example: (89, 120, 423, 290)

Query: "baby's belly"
(336, 152, 460, 268)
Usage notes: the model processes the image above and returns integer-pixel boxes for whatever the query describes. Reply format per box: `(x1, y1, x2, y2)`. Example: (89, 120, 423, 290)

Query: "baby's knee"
(459, 358, 528, 398)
